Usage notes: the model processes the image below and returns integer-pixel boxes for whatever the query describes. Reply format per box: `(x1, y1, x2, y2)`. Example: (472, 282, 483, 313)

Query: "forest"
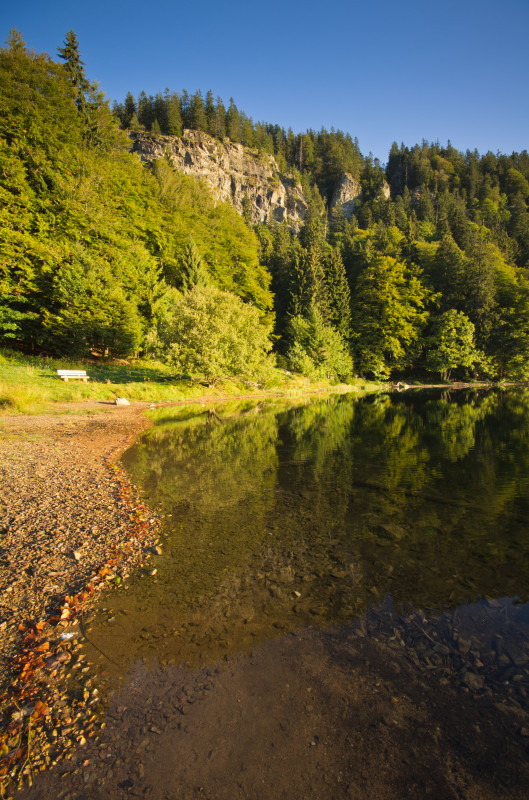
(2, 29, 529, 383)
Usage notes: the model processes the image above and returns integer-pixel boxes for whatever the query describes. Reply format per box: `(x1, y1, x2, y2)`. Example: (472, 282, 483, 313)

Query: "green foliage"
(487, 274, 529, 379)
(351, 255, 431, 378)
(286, 306, 353, 382)
(425, 310, 482, 379)
(42, 243, 145, 356)
(323, 247, 352, 340)
(152, 160, 273, 315)
(162, 285, 276, 384)
(179, 237, 209, 292)
(0, 33, 274, 360)
(57, 29, 90, 114)
(4, 30, 529, 382)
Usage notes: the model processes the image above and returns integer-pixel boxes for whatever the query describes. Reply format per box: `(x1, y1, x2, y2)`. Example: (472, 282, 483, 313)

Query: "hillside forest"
(2, 30, 529, 383)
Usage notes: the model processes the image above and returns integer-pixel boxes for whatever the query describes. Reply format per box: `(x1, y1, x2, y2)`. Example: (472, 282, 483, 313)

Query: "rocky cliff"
(330, 173, 363, 217)
(130, 130, 309, 229)
(130, 130, 386, 227)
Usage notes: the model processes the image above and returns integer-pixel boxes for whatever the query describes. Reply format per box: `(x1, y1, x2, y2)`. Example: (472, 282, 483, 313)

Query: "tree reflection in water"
(88, 389, 529, 675)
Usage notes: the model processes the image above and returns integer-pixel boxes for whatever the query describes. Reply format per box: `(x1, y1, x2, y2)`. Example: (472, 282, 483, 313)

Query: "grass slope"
(0, 350, 380, 415)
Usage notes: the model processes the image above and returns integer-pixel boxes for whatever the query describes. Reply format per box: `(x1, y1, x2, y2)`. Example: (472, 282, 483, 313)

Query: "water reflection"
(85, 389, 529, 680)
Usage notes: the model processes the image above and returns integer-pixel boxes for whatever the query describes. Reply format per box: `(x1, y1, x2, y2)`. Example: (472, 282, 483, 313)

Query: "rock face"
(130, 130, 309, 230)
(330, 172, 363, 218)
(130, 131, 391, 228)
(379, 180, 391, 200)
(329, 172, 390, 218)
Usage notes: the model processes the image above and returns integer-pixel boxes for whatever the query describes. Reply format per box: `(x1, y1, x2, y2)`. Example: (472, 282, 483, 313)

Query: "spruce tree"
(180, 89, 190, 128)
(57, 29, 90, 114)
(214, 96, 227, 138)
(205, 90, 216, 136)
(324, 247, 352, 340)
(226, 98, 241, 142)
(166, 92, 182, 136)
(154, 92, 168, 133)
(137, 91, 154, 130)
(297, 203, 329, 319)
(430, 234, 467, 311)
(123, 92, 136, 128)
(180, 238, 209, 292)
(189, 90, 207, 132)
(241, 112, 254, 147)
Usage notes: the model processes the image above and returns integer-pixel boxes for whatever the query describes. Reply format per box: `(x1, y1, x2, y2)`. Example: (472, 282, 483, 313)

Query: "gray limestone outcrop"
(130, 130, 389, 227)
(130, 130, 309, 230)
(330, 173, 363, 218)
(329, 172, 390, 218)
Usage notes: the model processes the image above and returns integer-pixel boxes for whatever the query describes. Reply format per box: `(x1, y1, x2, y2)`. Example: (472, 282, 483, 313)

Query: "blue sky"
(2, 0, 528, 163)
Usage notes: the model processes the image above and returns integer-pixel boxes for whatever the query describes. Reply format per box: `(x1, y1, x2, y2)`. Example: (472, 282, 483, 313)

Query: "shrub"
(162, 285, 275, 384)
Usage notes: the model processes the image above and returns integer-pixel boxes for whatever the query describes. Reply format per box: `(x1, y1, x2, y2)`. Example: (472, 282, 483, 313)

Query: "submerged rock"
(460, 670, 485, 691)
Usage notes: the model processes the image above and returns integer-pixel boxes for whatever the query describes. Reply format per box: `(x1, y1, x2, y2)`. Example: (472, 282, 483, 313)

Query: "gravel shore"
(0, 402, 161, 792)
(0, 402, 159, 671)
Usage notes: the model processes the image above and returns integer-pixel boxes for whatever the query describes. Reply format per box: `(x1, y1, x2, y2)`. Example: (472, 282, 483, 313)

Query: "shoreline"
(1, 383, 525, 796)
(0, 388, 367, 792)
(0, 402, 163, 793)
(0, 377, 511, 687)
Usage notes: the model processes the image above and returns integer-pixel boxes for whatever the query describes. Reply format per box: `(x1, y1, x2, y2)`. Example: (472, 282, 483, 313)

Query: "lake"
(72, 388, 529, 799)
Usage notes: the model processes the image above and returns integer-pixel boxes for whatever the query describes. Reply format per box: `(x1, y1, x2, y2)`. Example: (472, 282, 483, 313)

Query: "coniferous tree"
(416, 184, 435, 223)
(241, 112, 254, 147)
(122, 92, 136, 128)
(285, 128, 296, 165)
(394, 195, 408, 231)
(57, 30, 90, 114)
(296, 203, 329, 319)
(242, 195, 253, 227)
(205, 90, 216, 136)
(261, 222, 296, 342)
(509, 192, 529, 266)
(329, 204, 347, 247)
(166, 91, 182, 136)
(226, 97, 241, 142)
(137, 91, 153, 130)
(111, 100, 124, 126)
(180, 89, 190, 128)
(189, 90, 207, 132)
(214, 96, 226, 138)
(324, 248, 352, 340)
(286, 304, 353, 381)
(154, 92, 168, 133)
(180, 237, 209, 292)
(429, 234, 467, 311)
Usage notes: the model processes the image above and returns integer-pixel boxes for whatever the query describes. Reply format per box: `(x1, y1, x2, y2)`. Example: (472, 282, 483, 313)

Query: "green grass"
(0, 349, 384, 415)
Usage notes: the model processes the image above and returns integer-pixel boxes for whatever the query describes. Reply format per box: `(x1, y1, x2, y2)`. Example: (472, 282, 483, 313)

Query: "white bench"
(57, 370, 89, 383)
